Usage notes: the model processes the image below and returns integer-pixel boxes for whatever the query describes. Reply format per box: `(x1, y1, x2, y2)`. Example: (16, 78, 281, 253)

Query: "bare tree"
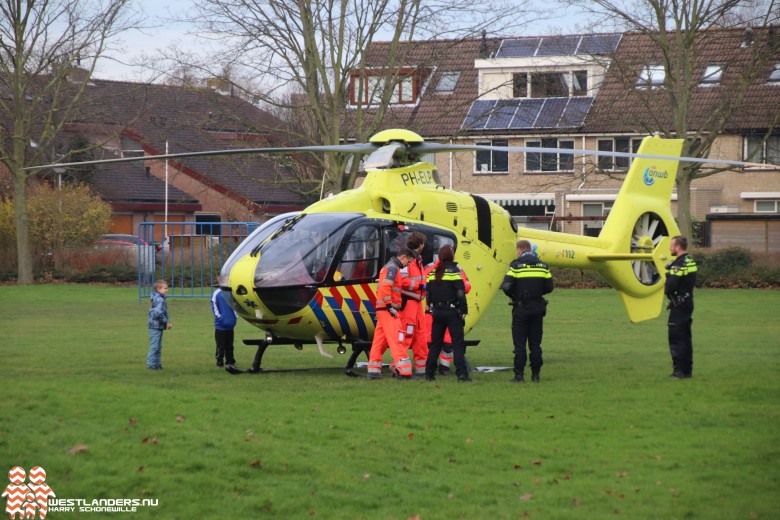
(171, 0, 535, 195)
(563, 0, 779, 239)
(0, 0, 142, 284)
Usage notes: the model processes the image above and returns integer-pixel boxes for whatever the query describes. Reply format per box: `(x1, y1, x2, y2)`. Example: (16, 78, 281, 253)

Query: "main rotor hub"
(369, 129, 424, 145)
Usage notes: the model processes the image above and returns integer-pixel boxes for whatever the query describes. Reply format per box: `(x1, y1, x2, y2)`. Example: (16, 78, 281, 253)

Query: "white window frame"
(436, 71, 460, 93)
(754, 200, 779, 213)
(699, 64, 725, 87)
(636, 64, 665, 89)
(597, 137, 644, 171)
(582, 202, 612, 235)
(474, 140, 509, 174)
(525, 138, 575, 172)
(768, 63, 780, 84)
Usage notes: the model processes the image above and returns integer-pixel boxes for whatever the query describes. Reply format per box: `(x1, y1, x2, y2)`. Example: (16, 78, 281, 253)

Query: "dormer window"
(699, 64, 725, 87)
(636, 64, 665, 89)
(769, 63, 780, 84)
(512, 70, 589, 98)
(349, 68, 421, 105)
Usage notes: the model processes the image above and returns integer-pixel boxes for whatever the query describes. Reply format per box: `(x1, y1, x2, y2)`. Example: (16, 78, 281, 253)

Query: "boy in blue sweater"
(147, 280, 171, 370)
(211, 285, 238, 369)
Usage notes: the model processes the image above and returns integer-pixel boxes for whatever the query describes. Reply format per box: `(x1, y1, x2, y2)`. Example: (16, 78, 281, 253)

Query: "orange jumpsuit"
(423, 260, 471, 369)
(400, 250, 428, 374)
(368, 257, 412, 378)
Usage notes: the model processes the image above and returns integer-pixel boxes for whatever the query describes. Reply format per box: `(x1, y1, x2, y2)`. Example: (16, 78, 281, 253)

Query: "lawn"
(1, 285, 778, 519)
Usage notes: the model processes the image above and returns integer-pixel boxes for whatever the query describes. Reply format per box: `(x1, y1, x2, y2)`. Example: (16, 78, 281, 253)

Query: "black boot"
(510, 373, 525, 383)
(531, 372, 540, 383)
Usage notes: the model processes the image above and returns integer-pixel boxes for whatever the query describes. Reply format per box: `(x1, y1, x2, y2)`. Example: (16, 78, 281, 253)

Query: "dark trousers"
(426, 309, 467, 378)
(511, 309, 544, 376)
(668, 305, 693, 375)
(215, 329, 236, 365)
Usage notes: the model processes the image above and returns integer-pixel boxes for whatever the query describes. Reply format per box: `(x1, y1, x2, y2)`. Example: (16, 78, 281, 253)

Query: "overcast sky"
(93, 0, 599, 82)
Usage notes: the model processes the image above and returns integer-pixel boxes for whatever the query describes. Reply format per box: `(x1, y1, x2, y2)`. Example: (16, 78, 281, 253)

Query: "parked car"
(96, 234, 157, 275)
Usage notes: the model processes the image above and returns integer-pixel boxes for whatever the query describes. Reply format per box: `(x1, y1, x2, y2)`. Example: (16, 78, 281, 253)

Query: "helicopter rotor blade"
(410, 141, 772, 170)
(23, 142, 381, 171)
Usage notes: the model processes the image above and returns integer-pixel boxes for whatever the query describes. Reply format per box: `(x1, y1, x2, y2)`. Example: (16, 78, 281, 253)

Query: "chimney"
(742, 26, 753, 47)
(479, 30, 489, 58)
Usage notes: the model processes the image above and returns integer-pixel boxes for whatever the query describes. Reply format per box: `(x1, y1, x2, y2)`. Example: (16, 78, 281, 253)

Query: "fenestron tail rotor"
(631, 212, 667, 286)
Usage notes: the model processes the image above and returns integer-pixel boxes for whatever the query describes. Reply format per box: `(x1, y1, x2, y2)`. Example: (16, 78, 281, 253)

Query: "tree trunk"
(675, 167, 693, 240)
(13, 172, 34, 284)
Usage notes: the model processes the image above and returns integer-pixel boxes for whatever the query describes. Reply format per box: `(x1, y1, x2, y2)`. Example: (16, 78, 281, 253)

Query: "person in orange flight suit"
(423, 255, 472, 374)
(400, 232, 429, 375)
(367, 248, 416, 379)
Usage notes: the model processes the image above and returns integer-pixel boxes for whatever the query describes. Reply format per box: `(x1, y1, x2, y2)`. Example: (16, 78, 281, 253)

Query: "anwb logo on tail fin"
(643, 166, 669, 186)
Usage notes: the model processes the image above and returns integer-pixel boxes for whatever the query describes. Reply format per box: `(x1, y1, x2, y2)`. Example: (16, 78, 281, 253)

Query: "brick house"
(359, 28, 780, 251)
(57, 80, 313, 238)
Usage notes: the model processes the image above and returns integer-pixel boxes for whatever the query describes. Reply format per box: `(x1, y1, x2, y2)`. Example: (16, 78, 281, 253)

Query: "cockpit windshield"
(254, 213, 362, 287)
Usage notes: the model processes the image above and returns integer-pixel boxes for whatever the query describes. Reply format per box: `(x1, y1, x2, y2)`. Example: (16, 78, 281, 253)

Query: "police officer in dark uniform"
(665, 235, 697, 378)
(424, 244, 470, 382)
(501, 240, 554, 383)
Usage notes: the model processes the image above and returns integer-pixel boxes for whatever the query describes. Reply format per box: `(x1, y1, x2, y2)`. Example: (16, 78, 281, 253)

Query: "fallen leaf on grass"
(572, 498, 581, 506)
(465, 438, 473, 443)
(532, 460, 542, 466)
(68, 444, 89, 454)
(249, 460, 261, 468)
(362, 473, 370, 480)
(176, 416, 185, 423)
(137, 466, 144, 473)
(408, 433, 414, 440)
(520, 493, 533, 501)
(513, 464, 523, 470)
(141, 437, 158, 444)
(408, 516, 421, 520)
(129, 418, 137, 425)
(617, 471, 629, 477)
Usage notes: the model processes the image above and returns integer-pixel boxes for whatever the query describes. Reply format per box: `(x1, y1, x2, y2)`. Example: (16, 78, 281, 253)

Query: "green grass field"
(1, 285, 778, 519)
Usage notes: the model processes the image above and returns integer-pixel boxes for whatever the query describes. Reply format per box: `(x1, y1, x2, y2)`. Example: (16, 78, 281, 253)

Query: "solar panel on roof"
(463, 100, 496, 130)
(509, 99, 544, 129)
(485, 101, 518, 130)
(536, 36, 581, 57)
(495, 38, 541, 58)
(534, 98, 568, 128)
(557, 97, 593, 128)
(577, 34, 621, 55)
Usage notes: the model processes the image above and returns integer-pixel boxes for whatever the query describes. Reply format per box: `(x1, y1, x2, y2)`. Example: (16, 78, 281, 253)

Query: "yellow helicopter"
(29, 128, 757, 373)
(213, 128, 689, 373)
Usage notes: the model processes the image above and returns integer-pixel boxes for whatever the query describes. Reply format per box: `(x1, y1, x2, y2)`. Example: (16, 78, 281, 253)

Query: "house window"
(744, 135, 780, 164)
(475, 140, 509, 173)
(569, 70, 588, 96)
(526, 138, 575, 172)
(436, 71, 460, 93)
(350, 69, 419, 105)
(513, 73, 528, 97)
(120, 135, 144, 158)
(597, 137, 643, 170)
(699, 64, 725, 87)
(583, 202, 612, 237)
(755, 200, 779, 213)
(636, 64, 665, 89)
(768, 63, 780, 83)
(530, 72, 569, 98)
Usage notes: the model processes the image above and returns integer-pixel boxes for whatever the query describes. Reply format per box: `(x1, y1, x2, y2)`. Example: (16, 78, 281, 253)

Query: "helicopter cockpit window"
(254, 213, 361, 287)
(219, 212, 298, 281)
(336, 225, 380, 281)
(429, 234, 456, 263)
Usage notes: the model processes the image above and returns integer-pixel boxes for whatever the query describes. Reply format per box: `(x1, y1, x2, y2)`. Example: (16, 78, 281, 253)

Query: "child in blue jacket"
(147, 280, 172, 369)
(211, 286, 238, 369)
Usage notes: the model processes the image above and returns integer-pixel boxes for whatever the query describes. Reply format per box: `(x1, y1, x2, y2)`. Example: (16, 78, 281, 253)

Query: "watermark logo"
(4, 467, 158, 516)
(643, 166, 669, 186)
(2, 466, 55, 519)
